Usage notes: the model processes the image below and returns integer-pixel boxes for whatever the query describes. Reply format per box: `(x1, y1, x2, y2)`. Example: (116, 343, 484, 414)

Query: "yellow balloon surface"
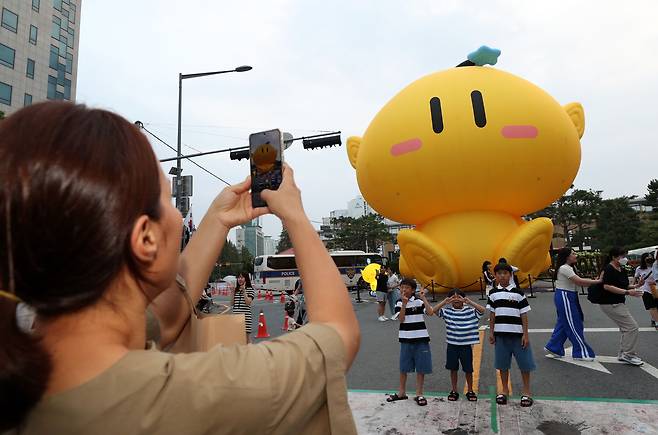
(361, 263, 381, 291)
(348, 65, 584, 291)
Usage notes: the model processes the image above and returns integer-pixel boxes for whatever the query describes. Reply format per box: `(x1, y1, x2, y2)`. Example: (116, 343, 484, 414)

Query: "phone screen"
(250, 129, 283, 208)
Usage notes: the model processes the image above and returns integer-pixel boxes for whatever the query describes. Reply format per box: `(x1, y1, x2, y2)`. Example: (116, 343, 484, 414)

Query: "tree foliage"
(328, 214, 391, 252)
(209, 240, 253, 281)
(592, 197, 641, 251)
(276, 227, 292, 253)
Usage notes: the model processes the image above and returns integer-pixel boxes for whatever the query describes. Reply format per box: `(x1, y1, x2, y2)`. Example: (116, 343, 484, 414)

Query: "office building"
(1, 0, 81, 116)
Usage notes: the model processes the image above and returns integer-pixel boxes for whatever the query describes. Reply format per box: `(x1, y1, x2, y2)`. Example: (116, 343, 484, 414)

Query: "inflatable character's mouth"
(390, 138, 422, 156)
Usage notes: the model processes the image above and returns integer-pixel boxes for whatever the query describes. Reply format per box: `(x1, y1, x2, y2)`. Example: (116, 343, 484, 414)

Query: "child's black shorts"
(445, 343, 473, 373)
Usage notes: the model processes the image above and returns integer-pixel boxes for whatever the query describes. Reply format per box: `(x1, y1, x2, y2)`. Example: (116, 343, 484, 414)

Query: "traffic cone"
(256, 310, 270, 338)
(257, 290, 262, 300)
(268, 291, 274, 302)
(281, 313, 289, 331)
(279, 292, 286, 304)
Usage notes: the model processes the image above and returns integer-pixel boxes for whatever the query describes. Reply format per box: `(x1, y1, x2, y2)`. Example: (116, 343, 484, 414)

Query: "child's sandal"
(466, 391, 478, 402)
(447, 391, 459, 401)
(495, 394, 507, 405)
(520, 395, 534, 407)
(414, 395, 428, 406)
(386, 393, 408, 402)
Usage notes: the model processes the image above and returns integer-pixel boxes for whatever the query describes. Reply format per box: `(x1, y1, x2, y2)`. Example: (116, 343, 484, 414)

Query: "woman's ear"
(130, 215, 158, 264)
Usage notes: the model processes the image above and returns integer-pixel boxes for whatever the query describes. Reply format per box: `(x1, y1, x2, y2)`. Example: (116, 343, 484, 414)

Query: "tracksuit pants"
(545, 289, 596, 359)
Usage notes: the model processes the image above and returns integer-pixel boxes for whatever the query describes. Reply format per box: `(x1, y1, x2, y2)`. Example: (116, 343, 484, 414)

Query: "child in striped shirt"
(487, 263, 535, 407)
(433, 288, 485, 402)
(386, 278, 434, 407)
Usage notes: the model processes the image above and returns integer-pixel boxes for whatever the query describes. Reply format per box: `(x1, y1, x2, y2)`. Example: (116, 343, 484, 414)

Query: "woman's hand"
(629, 289, 643, 297)
(210, 177, 269, 230)
(260, 165, 305, 224)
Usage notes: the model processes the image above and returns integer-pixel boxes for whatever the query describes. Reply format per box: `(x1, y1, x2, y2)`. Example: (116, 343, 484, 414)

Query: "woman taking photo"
(544, 248, 601, 360)
(600, 247, 644, 366)
(230, 272, 255, 343)
(0, 102, 360, 433)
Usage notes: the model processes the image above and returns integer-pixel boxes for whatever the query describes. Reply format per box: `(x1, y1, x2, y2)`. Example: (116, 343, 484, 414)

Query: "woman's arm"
(262, 166, 360, 368)
(151, 177, 267, 348)
(570, 275, 601, 288)
(244, 289, 254, 306)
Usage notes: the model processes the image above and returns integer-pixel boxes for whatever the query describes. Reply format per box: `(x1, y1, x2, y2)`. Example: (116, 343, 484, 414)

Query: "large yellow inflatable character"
(347, 47, 585, 291)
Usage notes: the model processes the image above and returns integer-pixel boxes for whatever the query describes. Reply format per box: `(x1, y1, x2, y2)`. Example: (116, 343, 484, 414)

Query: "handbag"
(587, 282, 603, 304)
(167, 275, 247, 353)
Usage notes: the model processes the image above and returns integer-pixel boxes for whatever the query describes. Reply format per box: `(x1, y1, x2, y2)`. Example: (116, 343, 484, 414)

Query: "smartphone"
(250, 129, 283, 208)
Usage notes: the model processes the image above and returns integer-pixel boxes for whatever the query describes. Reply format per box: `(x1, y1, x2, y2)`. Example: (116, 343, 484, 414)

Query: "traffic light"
(230, 149, 250, 161)
(302, 134, 342, 150)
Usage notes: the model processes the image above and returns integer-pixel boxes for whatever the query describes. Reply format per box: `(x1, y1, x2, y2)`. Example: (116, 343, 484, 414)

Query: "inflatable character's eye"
(429, 97, 443, 133)
(470, 90, 486, 128)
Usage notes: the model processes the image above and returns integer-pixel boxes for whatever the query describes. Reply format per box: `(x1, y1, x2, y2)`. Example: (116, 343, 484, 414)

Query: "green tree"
(645, 179, 658, 208)
(329, 214, 391, 252)
(529, 188, 602, 248)
(276, 227, 292, 253)
(592, 197, 641, 251)
(0, 111, 4, 119)
(240, 247, 255, 274)
(209, 239, 242, 281)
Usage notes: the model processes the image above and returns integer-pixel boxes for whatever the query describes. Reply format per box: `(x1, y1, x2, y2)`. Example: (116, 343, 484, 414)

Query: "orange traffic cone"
(268, 291, 274, 302)
(279, 292, 286, 304)
(256, 310, 270, 338)
(257, 290, 262, 300)
(281, 313, 289, 331)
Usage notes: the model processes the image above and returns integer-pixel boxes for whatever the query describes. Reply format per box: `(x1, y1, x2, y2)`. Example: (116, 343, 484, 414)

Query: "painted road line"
(464, 329, 485, 394)
(489, 386, 498, 434)
(545, 347, 658, 380)
(529, 327, 656, 333)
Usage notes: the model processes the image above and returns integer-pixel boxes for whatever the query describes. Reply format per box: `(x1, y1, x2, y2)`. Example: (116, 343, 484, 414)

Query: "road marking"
(529, 327, 656, 333)
(464, 329, 485, 394)
(545, 347, 658, 380)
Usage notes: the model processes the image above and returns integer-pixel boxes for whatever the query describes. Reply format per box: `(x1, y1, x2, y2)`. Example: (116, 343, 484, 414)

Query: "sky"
(76, 1, 658, 242)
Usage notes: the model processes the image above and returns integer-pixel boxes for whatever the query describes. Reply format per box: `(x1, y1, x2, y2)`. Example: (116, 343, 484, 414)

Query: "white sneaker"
(391, 312, 400, 321)
(619, 353, 644, 366)
(573, 356, 595, 362)
(378, 316, 388, 322)
(543, 347, 563, 358)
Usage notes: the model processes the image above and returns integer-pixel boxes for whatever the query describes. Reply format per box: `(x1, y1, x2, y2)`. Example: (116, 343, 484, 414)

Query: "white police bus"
(253, 250, 384, 293)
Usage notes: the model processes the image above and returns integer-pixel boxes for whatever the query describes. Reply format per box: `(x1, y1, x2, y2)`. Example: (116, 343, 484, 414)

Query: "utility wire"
(139, 124, 231, 186)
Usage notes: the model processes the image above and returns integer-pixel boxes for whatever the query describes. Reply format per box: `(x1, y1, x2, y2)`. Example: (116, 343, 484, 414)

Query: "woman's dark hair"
(482, 261, 491, 272)
(640, 252, 650, 270)
(554, 247, 573, 280)
(238, 272, 252, 289)
(0, 102, 162, 430)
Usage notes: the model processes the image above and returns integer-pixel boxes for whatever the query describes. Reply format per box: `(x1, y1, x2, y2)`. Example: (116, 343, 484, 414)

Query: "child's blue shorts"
(494, 334, 536, 372)
(400, 341, 432, 374)
(445, 343, 473, 373)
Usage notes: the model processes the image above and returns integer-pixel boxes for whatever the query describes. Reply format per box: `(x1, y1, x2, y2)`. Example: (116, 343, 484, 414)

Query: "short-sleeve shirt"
(634, 267, 654, 293)
(376, 273, 388, 293)
(14, 324, 357, 435)
(394, 296, 430, 343)
(556, 264, 578, 292)
(438, 306, 482, 345)
(601, 263, 629, 305)
(486, 284, 530, 336)
(232, 286, 256, 332)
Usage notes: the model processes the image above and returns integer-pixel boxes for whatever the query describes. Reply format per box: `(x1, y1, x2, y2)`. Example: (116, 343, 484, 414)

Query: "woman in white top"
(635, 252, 658, 329)
(544, 247, 602, 360)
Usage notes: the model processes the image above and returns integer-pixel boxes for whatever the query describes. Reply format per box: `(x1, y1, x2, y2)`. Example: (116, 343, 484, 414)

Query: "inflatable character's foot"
(398, 229, 457, 287)
(497, 218, 553, 282)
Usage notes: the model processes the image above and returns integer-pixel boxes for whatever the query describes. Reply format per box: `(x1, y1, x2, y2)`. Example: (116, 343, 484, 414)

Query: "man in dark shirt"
(600, 247, 645, 366)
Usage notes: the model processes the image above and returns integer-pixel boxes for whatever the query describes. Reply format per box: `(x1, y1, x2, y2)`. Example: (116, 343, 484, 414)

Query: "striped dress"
(232, 286, 255, 334)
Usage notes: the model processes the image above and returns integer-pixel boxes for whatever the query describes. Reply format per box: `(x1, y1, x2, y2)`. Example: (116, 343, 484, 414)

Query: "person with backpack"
(599, 247, 645, 366)
(544, 248, 602, 360)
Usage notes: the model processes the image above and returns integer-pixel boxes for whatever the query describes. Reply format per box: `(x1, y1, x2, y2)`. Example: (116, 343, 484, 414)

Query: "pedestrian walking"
(600, 247, 645, 366)
(544, 247, 602, 360)
(635, 253, 658, 329)
(376, 267, 389, 321)
(386, 266, 402, 320)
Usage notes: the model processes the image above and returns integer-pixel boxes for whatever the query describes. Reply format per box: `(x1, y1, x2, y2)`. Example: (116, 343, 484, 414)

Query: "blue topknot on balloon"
(467, 46, 501, 66)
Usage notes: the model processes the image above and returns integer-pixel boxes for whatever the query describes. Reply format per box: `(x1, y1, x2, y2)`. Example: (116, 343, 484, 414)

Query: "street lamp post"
(175, 65, 252, 213)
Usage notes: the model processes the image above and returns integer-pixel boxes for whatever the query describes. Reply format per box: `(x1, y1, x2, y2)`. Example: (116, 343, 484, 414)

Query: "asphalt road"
(215, 288, 658, 401)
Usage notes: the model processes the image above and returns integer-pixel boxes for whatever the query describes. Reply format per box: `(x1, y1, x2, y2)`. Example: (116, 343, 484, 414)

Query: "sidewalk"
(348, 390, 658, 434)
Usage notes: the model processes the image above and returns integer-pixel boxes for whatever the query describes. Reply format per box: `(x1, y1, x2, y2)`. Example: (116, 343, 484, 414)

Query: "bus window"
(254, 257, 264, 266)
(267, 256, 297, 270)
(332, 256, 356, 268)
